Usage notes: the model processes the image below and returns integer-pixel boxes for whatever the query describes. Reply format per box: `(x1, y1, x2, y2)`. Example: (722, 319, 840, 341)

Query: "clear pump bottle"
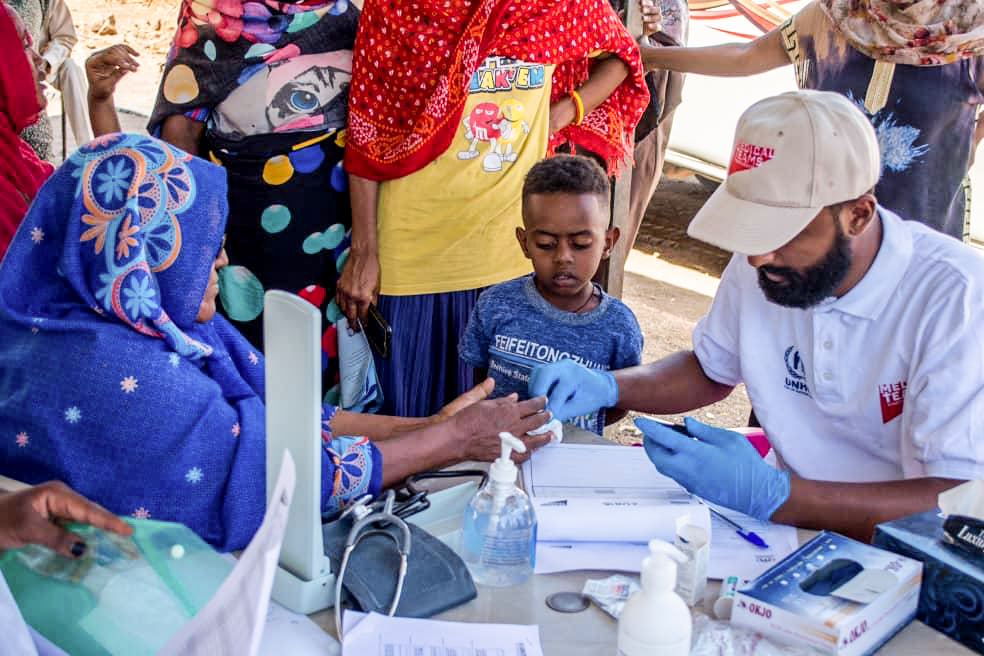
(460, 432, 537, 587)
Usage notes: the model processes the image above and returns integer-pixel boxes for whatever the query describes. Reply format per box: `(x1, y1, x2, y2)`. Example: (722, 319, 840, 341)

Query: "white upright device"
(264, 290, 336, 614)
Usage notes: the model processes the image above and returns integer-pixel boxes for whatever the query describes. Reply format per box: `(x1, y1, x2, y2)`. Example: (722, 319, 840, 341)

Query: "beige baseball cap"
(687, 90, 881, 256)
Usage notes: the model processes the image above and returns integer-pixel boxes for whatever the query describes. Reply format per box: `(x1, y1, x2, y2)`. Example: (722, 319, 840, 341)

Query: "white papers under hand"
(342, 611, 545, 656)
(521, 443, 709, 575)
(706, 504, 798, 581)
(158, 450, 297, 656)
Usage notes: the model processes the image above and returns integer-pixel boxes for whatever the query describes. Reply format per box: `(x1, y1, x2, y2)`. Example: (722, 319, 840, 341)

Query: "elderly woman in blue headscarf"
(0, 133, 549, 551)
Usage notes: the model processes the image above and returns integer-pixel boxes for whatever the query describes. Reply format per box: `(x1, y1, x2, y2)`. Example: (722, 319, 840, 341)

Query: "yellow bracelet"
(570, 90, 585, 126)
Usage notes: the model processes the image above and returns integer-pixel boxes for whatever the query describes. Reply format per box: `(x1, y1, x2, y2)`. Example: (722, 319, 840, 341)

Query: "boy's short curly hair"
(522, 154, 610, 206)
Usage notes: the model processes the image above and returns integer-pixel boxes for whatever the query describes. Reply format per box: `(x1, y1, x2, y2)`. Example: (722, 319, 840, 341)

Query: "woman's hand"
(0, 481, 132, 558)
(452, 395, 552, 463)
(549, 97, 578, 133)
(434, 377, 496, 422)
(335, 248, 380, 326)
(86, 44, 140, 102)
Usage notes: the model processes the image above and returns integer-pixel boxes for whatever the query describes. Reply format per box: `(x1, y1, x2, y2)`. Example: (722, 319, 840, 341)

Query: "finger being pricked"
(512, 401, 550, 435)
(512, 433, 551, 463)
(516, 395, 547, 418)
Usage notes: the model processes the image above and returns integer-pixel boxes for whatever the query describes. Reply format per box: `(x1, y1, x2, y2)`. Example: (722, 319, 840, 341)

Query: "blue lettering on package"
(784, 345, 811, 397)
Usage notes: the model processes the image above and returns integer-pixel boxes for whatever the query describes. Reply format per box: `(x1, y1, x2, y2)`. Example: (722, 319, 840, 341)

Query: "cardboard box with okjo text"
(732, 532, 922, 656)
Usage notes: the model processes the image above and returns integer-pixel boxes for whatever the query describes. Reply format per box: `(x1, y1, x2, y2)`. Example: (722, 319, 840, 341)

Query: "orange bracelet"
(570, 90, 585, 126)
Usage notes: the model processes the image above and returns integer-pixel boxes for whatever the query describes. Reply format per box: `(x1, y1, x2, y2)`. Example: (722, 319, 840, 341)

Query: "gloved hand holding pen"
(528, 359, 618, 422)
(636, 416, 791, 521)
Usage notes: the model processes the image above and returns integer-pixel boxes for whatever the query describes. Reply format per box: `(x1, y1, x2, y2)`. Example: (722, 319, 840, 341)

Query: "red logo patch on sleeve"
(728, 141, 775, 174)
(878, 381, 906, 423)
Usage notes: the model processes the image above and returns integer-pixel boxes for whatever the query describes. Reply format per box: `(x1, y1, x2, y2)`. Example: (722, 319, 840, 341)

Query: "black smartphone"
(360, 303, 392, 359)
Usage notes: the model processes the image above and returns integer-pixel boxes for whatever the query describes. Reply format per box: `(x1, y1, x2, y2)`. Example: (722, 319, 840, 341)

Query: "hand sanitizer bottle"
(461, 432, 537, 587)
(617, 540, 692, 656)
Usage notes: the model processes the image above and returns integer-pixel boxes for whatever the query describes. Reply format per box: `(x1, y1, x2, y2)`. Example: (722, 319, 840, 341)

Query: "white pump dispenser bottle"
(460, 432, 537, 587)
(617, 539, 692, 656)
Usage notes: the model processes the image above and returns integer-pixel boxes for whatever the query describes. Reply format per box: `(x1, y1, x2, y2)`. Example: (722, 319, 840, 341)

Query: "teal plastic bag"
(0, 518, 232, 656)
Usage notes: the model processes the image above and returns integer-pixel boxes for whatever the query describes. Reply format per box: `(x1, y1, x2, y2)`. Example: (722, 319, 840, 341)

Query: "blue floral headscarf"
(3, 133, 227, 357)
(0, 133, 381, 550)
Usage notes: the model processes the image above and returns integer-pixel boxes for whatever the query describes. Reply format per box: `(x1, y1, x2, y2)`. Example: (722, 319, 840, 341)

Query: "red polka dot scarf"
(344, 0, 650, 180)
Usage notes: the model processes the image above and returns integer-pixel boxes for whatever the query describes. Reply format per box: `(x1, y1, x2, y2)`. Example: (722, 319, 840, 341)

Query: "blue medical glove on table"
(528, 359, 618, 422)
(636, 416, 791, 521)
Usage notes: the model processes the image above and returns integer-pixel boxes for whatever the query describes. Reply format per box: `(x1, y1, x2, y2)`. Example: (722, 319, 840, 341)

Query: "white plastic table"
(309, 430, 974, 655)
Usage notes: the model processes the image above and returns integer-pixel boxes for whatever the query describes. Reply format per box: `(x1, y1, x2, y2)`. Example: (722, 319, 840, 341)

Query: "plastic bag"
(0, 518, 231, 656)
(690, 615, 825, 656)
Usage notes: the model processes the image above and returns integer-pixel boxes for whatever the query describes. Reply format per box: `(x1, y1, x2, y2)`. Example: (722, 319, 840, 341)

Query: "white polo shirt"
(693, 208, 984, 483)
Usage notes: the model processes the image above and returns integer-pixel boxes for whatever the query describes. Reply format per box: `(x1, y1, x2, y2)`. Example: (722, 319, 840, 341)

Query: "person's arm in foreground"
(330, 378, 496, 440)
(86, 44, 139, 137)
(640, 416, 962, 542)
(533, 353, 960, 541)
(0, 481, 132, 558)
(336, 174, 380, 325)
(639, 25, 788, 76)
(550, 55, 631, 132)
(530, 350, 732, 421)
(375, 395, 552, 486)
(773, 477, 961, 541)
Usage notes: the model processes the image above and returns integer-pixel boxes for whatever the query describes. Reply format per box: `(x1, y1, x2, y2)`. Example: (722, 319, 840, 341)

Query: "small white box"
(732, 532, 922, 656)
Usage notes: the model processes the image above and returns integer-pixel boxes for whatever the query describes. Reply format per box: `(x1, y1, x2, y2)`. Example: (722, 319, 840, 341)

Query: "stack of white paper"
(342, 611, 544, 656)
(521, 443, 798, 580)
(520, 443, 709, 574)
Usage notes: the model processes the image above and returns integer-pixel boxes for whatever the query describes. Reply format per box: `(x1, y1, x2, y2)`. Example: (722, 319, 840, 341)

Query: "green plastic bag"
(0, 518, 232, 656)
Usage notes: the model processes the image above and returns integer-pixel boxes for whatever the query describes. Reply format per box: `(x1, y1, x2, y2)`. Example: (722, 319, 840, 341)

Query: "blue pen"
(709, 507, 770, 549)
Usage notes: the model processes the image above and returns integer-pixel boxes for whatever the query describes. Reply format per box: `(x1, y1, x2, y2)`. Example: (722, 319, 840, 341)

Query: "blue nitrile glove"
(636, 416, 790, 521)
(528, 359, 618, 423)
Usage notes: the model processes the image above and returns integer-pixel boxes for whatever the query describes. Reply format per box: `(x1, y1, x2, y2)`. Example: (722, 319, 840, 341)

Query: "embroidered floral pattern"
(323, 435, 375, 515)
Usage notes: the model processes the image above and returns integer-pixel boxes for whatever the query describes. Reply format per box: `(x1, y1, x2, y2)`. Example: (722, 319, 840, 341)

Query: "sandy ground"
(48, 0, 752, 444)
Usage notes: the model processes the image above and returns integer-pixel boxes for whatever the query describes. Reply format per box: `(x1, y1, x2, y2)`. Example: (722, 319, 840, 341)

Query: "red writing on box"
(879, 381, 906, 423)
(729, 142, 775, 174)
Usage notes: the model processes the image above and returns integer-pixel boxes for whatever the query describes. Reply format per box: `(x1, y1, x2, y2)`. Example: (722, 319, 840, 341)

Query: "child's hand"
(549, 97, 578, 133)
(642, 0, 662, 37)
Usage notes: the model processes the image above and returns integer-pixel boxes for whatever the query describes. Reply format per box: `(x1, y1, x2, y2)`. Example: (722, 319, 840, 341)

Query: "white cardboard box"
(732, 532, 922, 656)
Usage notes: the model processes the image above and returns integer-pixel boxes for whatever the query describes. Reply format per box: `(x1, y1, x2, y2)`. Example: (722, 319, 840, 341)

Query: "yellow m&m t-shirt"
(376, 56, 554, 296)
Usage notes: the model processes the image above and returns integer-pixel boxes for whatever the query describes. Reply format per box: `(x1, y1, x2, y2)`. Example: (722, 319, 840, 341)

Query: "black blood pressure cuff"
(323, 520, 477, 618)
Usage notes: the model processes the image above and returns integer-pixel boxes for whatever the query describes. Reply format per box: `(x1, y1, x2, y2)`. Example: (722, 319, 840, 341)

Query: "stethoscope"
(334, 489, 412, 640)
(331, 470, 490, 639)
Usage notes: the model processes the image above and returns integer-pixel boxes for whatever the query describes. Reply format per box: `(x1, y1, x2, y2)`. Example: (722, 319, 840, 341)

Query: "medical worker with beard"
(530, 90, 984, 541)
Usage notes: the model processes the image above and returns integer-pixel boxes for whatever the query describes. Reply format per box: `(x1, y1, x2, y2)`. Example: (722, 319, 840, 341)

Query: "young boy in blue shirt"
(459, 155, 644, 434)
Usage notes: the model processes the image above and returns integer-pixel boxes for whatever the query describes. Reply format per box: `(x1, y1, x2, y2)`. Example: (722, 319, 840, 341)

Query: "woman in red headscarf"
(0, 2, 139, 259)
(0, 3, 53, 258)
(337, 0, 651, 419)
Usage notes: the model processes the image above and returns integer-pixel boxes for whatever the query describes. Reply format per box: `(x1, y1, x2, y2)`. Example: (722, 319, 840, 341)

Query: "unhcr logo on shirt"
(784, 345, 811, 397)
